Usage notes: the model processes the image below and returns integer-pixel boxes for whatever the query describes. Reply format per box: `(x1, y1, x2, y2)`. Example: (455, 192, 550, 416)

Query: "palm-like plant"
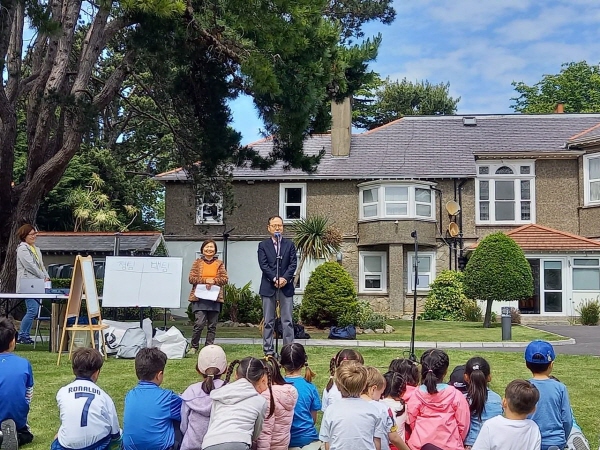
(289, 216, 343, 286)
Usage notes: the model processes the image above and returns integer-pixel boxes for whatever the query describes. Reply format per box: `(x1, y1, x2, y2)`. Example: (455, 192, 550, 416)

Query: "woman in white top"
(15, 224, 49, 344)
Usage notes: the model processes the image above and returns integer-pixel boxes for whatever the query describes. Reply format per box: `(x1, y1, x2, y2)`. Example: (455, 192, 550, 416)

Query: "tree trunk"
(293, 254, 307, 287)
(483, 299, 494, 328)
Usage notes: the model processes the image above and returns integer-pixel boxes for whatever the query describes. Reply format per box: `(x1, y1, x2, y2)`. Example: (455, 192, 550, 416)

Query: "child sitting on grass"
(472, 379, 541, 450)
(52, 348, 121, 450)
(122, 348, 183, 450)
(322, 349, 364, 412)
(180, 345, 227, 450)
(381, 371, 408, 444)
(388, 358, 419, 403)
(0, 318, 34, 450)
(319, 361, 382, 450)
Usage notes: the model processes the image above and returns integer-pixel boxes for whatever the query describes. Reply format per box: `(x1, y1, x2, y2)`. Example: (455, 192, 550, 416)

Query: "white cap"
(197, 345, 227, 375)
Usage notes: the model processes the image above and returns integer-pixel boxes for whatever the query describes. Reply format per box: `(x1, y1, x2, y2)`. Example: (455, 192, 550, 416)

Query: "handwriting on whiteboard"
(110, 259, 171, 274)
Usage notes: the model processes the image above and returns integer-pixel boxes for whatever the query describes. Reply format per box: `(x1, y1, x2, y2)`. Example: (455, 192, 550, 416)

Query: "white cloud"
(495, 6, 578, 44)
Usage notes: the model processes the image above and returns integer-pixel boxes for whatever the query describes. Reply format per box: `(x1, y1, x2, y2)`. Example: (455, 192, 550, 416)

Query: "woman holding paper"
(188, 239, 228, 353)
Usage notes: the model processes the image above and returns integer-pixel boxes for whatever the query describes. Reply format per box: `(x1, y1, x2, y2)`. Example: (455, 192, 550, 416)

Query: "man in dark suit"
(257, 215, 297, 356)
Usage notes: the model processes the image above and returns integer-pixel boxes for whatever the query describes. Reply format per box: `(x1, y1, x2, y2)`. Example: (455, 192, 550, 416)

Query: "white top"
(381, 397, 407, 441)
(56, 378, 121, 449)
(472, 415, 541, 450)
(319, 398, 382, 450)
(321, 383, 342, 412)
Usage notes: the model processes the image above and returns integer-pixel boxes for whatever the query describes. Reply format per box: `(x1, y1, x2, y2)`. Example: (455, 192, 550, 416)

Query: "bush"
(463, 301, 483, 322)
(338, 300, 386, 329)
(463, 233, 533, 327)
(577, 299, 600, 325)
(511, 307, 521, 324)
(300, 261, 358, 328)
(421, 270, 476, 321)
(220, 282, 263, 324)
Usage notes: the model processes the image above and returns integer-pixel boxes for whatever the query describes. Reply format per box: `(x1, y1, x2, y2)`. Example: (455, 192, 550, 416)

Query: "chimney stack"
(554, 102, 564, 114)
(331, 97, 352, 157)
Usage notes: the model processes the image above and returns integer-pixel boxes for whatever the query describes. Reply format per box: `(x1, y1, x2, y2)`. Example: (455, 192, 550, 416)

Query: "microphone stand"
(275, 232, 282, 357)
(409, 230, 419, 362)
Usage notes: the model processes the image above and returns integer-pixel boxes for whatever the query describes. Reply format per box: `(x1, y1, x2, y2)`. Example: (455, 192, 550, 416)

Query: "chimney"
(554, 102, 564, 114)
(331, 97, 352, 157)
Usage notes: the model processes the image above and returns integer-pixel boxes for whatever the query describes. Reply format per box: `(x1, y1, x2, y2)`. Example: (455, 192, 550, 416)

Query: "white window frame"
(407, 251, 436, 292)
(359, 251, 387, 293)
(279, 183, 307, 224)
(358, 182, 436, 221)
(572, 257, 600, 291)
(294, 253, 325, 293)
(583, 154, 600, 206)
(475, 161, 535, 225)
(195, 191, 223, 225)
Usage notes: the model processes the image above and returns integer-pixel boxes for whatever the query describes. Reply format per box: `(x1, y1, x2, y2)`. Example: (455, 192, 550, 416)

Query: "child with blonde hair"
(202, 357, 273, 450)
(180, 345, 227, 450)
(322, 348, 364, 412)
(361, 367, 410, 450)
(280, 343, 321, 450)
(319, 362, 382, 450)
(407, 349, 470, 450)
(256, 356, 298, 450)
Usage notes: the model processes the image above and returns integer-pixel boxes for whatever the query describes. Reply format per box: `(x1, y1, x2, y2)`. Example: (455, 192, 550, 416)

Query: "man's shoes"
(16, 337, 34, 345)
(0, 419, 18, 450)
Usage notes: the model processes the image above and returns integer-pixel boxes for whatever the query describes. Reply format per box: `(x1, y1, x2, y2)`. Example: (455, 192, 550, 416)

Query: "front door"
(540, 259, 566, 314)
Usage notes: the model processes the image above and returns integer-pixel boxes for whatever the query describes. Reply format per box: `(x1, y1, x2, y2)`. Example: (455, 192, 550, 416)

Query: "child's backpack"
(116, 327, 147, 359)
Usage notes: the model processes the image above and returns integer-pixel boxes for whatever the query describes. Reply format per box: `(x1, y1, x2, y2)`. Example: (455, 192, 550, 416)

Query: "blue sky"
(230, 0, 600, 144)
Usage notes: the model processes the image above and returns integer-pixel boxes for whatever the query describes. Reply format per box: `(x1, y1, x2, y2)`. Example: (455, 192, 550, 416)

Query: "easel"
(57, 256, 108, 365)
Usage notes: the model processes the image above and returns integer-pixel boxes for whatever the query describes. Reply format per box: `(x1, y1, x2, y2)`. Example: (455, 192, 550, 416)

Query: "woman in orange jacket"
(188, 239, 228, 353)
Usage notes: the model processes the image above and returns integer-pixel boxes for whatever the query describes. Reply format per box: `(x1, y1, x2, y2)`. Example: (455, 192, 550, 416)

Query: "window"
(573, 258, 600, 290)
(476, 162, 535, 224)
(196, 191, 223, 225)
(358, 182, 435, 220)
(359, 251, 387, 293)
(584, 154, 600, 206)
(279, 183, 307, 223)
(407, 251, 436, 292)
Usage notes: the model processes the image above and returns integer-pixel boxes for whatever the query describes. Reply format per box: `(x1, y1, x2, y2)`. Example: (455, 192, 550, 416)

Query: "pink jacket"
(407, 384, 470, 450)
(256, 384, 298, 450)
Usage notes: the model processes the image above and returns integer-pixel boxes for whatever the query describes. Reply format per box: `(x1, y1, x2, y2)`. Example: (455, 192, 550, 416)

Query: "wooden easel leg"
(57, 321, 69, 366)
(90, 327, 96, 350)
(99, 328, 107, 360)
(68, 330, 76, 361)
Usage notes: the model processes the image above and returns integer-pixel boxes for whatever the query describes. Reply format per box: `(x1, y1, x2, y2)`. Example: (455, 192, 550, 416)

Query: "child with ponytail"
(180, 345, 227, 450)
(256, 356, 298, 450)
(280, 343, 322, 450)
(407, 349, 470, 450)
(202, 357, 273, 450)
(322, 348, 364, 412)
(463, 357, 502, 449)
(381, 371, 408, 443)
(388, 358, 420, 403)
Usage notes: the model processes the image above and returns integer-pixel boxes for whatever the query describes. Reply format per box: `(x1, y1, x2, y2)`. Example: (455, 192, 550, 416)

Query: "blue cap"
(524, 340, 555, 363)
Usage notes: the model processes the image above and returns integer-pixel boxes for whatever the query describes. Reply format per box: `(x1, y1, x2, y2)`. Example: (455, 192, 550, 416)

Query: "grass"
(166, 318, 566, 342)
(14, 344, 600, 450)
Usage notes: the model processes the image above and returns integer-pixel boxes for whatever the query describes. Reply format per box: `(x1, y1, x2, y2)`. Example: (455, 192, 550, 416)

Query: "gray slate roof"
(37, 232, 164, 255)
(155, 114, 600, 181)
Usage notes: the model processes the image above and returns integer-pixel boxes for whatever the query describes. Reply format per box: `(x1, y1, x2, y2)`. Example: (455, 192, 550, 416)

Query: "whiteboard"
(102, 257, 183, 308)
(82, 258, 100, 315)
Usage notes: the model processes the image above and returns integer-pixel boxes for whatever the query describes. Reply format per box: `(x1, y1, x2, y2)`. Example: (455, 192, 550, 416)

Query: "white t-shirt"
(369, 400, 395, 450)
(319, 397, 382, 450)
(321, 383, 342, 412)
(472, 415, 541, 450)
(56, 378, 121, 449)
(381, 397, 407, 441)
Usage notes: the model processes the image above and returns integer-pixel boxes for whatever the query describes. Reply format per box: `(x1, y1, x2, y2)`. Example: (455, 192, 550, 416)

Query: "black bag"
(274, 319, 311, 339)
(328, 325, 357, 340)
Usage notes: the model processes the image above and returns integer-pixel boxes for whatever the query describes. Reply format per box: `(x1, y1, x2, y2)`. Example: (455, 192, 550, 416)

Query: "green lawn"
(15, 344, 599, 450)
(168, 318, 566, 342)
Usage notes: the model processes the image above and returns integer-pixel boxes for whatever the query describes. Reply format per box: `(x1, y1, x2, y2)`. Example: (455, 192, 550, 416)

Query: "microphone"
(274, 231, 282, 241)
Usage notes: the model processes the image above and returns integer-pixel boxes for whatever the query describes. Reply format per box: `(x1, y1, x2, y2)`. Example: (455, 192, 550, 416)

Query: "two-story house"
(156, 100, 600, 320)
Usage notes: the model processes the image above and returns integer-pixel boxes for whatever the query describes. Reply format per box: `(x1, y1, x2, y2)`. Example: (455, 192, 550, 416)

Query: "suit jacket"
(258, 237, 297, 297)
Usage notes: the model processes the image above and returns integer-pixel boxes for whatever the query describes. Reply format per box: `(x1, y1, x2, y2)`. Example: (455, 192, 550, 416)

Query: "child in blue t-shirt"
(122, 348, 183, 450)
(524, 340, 573, 450)
(0, 318, 34, 449)
(280, 343, 322, 450)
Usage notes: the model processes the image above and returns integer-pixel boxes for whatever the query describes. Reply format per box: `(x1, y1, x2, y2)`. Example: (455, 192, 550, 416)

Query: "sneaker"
(568, 432, 590, 450)
(0, 419, 18, 450)
(187, 348, 197, 355)
(17, 337, 34, 345)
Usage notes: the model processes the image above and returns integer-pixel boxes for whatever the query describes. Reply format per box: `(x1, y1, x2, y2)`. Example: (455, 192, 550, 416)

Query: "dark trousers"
(18, 425, 34, 446)
(190, 310, 219, 348)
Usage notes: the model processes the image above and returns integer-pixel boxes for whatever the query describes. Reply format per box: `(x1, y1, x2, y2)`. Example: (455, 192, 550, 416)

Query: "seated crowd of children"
(0, 317, 590, 450)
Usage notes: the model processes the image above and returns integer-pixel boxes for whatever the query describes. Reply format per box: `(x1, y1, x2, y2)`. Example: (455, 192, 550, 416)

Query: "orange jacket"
(188, 258, 228, 303)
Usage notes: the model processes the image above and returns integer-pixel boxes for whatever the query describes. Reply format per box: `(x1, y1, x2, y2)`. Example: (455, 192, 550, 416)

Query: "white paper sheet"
(194, 284, 220, 301)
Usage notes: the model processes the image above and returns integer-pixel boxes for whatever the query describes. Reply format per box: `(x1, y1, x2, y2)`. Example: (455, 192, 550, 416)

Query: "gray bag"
(116, 327, 147, 359)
